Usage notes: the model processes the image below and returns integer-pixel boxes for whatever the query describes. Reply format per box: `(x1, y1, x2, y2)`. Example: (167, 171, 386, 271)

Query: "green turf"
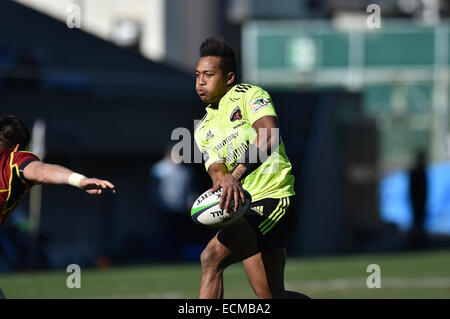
(1, 249, 450, 298)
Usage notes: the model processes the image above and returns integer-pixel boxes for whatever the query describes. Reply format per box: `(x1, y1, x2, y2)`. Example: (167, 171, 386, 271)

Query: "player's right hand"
(79, 178, 116, 195)
(211, 174, 245, 212)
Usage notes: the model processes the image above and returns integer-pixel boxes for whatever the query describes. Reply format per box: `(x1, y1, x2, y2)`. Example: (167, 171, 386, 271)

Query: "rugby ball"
(191, 188, 252, 227)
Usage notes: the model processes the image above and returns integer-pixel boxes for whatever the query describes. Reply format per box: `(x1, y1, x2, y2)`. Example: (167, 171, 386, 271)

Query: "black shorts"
(243, 196, 296, 250)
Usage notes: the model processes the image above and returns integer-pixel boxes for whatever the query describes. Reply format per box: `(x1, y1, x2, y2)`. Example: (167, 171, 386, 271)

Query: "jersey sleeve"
(243, 86, 278, 125)
(13, 151, 40, 180)
(194, 127, 223, 172)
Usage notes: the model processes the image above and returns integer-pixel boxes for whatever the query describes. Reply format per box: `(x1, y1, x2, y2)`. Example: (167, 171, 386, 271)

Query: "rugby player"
(0, 115, 115, 298)
(194, 37, 309, 299)
(0, 115, 115, 228)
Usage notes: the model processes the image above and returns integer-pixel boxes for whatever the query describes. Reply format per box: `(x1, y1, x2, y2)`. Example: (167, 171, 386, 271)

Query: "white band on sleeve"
(68, 173, 86, 188)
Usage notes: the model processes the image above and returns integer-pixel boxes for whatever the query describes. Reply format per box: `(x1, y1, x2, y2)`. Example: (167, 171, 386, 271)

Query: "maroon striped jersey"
(0, 147, 39, 227)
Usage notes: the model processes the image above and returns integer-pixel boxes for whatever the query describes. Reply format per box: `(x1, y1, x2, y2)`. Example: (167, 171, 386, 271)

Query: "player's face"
(195, 56, 231, 104)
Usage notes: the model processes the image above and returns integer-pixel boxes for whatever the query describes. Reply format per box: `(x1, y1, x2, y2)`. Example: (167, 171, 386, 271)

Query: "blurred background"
(1, 0, 450, 298)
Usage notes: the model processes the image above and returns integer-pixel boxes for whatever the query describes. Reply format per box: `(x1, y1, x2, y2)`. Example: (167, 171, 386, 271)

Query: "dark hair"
(200, 37, 237, 78)
(0, 115, 31, 151)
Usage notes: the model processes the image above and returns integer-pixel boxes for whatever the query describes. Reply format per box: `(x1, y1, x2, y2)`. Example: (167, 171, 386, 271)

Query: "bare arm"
(230, 115, 279, 180)
(251, 115, 279, 155)
(208, 162, 228, 186)
(23, 161, 115, 195)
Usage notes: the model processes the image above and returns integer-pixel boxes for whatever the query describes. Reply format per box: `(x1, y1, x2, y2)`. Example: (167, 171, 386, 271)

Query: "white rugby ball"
(191, 188, 252, 227)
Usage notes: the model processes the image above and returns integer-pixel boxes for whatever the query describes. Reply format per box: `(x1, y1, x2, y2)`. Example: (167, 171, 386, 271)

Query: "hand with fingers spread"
(79, 178, 116, 195)
(210, 174, 245, 213)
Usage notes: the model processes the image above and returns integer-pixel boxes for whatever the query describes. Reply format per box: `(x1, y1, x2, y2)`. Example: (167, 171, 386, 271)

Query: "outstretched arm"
(22, 161, 115, 195)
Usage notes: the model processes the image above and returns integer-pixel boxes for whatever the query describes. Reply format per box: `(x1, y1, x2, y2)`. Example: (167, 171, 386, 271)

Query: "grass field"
(1, 249, 450, 299)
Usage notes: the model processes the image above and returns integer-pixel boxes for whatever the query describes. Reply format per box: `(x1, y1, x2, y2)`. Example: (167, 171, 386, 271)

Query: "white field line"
(88, 291, 184, 299)
(286, 277, 450, 291)
(85, 278, 450, 298)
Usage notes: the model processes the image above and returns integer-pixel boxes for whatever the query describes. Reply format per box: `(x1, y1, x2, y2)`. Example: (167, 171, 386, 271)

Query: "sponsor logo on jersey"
(233, 121, 246, 130)
(251, 206, 264, 216)
(205, 130, 214, 142)
(230, 106, 243, 122)
(214, 132, 239, 152)
(225, 141, 250, 165)
(249, 97, 270, 114)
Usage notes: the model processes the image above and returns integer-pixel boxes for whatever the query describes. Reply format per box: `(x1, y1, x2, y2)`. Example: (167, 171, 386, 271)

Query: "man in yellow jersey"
(194, 37, 309, 299)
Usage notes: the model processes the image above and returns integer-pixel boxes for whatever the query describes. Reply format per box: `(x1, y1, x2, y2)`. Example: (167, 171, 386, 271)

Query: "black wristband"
(229, 144, 266, 181)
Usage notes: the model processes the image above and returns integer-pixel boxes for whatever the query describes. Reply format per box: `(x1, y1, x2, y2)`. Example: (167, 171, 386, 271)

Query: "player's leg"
(242, 252, 274, 298)
(261, 248, 310, 299)
(243, 248, 310, 299)
(198, 219, 260, 299)
(243, 248, 285, 298)
(243, 196, 310, 299)
(0, 288, 5, 299)
(241, 197, 287, 298)
(198, 235, 229, 299)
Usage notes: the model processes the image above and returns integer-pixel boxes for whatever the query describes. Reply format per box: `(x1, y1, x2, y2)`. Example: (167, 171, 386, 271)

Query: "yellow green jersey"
(194, 83, 295, 201)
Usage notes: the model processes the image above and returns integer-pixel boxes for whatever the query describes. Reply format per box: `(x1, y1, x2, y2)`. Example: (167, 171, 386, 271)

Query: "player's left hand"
(79, 178, 116, 195)
(211, 174, 245, 212)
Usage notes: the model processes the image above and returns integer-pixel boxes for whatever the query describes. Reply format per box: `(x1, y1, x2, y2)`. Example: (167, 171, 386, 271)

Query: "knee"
(200, 242, 226, 274)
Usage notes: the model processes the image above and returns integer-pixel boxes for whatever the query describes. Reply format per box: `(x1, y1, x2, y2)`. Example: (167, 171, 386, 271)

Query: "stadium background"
(1, 0, 450, 298)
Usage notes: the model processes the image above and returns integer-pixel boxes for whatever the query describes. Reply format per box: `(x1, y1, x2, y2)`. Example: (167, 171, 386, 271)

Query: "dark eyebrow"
(195, 69, 215, 73)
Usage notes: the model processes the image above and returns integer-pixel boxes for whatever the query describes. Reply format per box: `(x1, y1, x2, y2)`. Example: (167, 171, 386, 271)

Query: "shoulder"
(194, 111, 209, 131)
(12, 150, 40, 163)
(226, 83, 269, 106)
(231, 83, 267, 95)
(234, 83, 254, 93)
(194, 111, 210, 144)
(231, 84, 272, 113)
(229, 84, 271, 104)
(6, 150, 40, 175)
(1, 148, 38, 164)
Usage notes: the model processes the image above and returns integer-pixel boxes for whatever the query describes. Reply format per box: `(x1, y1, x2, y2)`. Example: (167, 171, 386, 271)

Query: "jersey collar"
(205, 84, 238, 112)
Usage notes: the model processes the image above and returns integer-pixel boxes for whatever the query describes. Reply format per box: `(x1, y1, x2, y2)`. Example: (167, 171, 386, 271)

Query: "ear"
(226, 72, 235, 86)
